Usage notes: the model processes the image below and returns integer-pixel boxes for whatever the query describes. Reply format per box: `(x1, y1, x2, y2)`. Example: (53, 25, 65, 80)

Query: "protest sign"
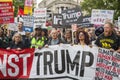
(91, 9, 114, 25)
(0, 45, 120, 80)
(30, 45, 97, 79)
(52, 14, 63, 28)
(80, 16, 93, 27)
(0, 48, 34, 79)
(24, 0, 33, 15)
(0, 1, 14, 24)
(95, 48, 120, 80)
(8, 23, 18, 31)
(62, 7, 83, 26)
(22, 16, 34, 32)
(34, 8, 47, 28)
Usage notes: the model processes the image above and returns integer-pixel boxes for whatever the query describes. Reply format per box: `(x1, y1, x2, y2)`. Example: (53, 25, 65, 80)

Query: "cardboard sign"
(91, 9, 114, 24)
(34, 8, 47, 28)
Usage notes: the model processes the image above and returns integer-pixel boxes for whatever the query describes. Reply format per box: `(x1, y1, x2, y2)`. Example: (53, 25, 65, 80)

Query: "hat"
(95, 26, 104, 36)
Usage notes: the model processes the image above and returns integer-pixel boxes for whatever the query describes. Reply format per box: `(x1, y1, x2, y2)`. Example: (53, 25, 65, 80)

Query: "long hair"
(76, 31, 90, 45)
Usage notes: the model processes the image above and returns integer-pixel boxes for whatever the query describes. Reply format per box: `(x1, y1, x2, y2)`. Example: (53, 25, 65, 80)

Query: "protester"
(62, 30, 72, 44)
(74, 26, 85, 44)
(88, 30, 96, 42)
(46, 29, 64, 45)
(41, 28, 48, 45)
(17, 21, 26, 36)
(24, 32, 31, 48)
(95, 22, 120, 52)
(30, 26, 45, 49)
(76, 31, 90, 46)
(6, 33, 25, 50)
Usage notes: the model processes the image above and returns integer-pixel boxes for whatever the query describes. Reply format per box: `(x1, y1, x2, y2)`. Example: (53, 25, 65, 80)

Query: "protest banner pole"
(71, 24, 77, 44)
(72, 27, 74, 44)
(118, 17, 120, 28)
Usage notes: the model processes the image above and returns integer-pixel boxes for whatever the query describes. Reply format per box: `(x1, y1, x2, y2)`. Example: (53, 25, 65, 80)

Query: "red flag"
(18, 7, 24, 16)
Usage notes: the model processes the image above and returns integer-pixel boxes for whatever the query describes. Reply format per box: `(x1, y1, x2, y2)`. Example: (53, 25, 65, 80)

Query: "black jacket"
(9, 41, 25, 49)
(95, 32, 120, 50)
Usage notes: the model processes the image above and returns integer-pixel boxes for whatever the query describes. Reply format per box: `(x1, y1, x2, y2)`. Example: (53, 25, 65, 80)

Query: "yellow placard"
(0, 0, 12, 2)
(24, 6, 32, 15)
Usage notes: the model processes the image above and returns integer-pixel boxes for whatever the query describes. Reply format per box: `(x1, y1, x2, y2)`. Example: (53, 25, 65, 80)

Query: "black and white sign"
(22, 16, 34, 32)
(52, 14, 63, 28)
(30, 45, 97, 80)
(80, 16, 93, 27)
(62, 7, 83, 26)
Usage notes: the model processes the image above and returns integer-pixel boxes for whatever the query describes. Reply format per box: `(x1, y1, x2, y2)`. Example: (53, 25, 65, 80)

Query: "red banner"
(0, 2, 14, 24)
(0, 48, 34, 79)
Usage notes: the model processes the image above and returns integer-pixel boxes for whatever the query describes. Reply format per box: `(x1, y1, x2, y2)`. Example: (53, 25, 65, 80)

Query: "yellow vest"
(31, 37, 45, 48)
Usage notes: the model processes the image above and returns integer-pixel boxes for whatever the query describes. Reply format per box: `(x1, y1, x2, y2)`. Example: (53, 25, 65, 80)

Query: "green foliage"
(13, 0, 24, 17)
(80, 0, 120, 20)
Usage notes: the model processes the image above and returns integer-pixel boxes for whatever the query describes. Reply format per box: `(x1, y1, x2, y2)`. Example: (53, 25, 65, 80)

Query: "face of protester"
(51, 30, 58, 39)
(14, 35, 21, 43)
(41, 31, 45, 36)
(79, 32, 85, 40)
(18, 22, 23, 30)
(35, 29, 41, 36)
(65, 31, 71, 39)
(104, 23, 113, 36)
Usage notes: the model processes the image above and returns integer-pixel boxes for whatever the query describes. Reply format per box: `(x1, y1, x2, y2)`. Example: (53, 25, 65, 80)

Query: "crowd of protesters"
(0, 21, 120, 53)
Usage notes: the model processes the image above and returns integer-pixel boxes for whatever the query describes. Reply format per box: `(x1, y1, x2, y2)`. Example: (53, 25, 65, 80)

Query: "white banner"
(33, 8, 47, 28)
(30, 45, 98, 79)
(91, 9, 114, 24)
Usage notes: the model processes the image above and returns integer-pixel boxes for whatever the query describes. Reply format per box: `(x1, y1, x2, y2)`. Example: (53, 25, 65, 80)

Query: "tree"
(80, 0, 120, 20)
(13, 0, 24, 17)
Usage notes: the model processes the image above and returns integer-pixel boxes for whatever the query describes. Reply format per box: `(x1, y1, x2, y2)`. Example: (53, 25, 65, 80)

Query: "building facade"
(38, 0, 83, 13)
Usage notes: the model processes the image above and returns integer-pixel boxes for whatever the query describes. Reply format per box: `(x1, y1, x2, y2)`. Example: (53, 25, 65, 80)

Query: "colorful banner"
(0, 45, 120, 80)
(0, 0, 12, 2)
(0, 48, 34, 79)
(0, 1, 14, 24)
(24, 0, 33, 15)
(34, 8, 47, 28)
(95, 48, 120, 80)
(91, 9, 114, 25)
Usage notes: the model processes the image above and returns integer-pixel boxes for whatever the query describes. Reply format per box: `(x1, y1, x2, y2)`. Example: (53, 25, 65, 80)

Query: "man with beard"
(95, 22, 120, 52)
